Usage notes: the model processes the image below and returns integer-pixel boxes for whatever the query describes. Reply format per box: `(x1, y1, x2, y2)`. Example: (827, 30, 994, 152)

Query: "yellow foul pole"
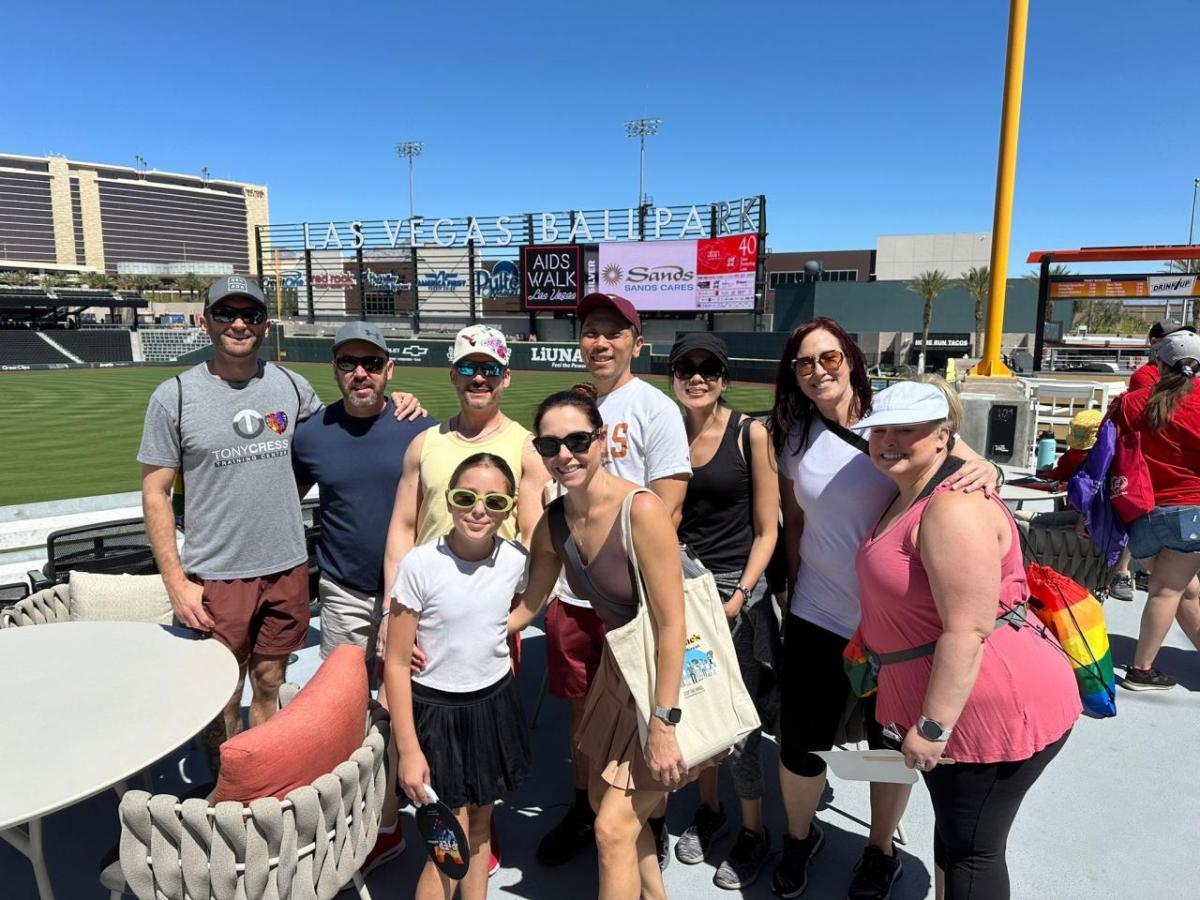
(972, 0, 1028, 378)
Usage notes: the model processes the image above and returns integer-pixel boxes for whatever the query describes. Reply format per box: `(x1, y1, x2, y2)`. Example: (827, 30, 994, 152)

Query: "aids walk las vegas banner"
(599, 236, 757, 311)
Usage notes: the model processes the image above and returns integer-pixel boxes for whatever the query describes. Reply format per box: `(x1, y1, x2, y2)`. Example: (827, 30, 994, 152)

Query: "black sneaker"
(675, 803, 729, 865)
(1107, 572, 1134, 602)
(1121, 666, 1176, 691)
(771, 823, 825, 898)
(651, 817, 670, 871)
(536, 805, 595, 866)
(714, 826, 771, 890)
(847, 845, 903, 900)
(1134, 571, 1150, 592)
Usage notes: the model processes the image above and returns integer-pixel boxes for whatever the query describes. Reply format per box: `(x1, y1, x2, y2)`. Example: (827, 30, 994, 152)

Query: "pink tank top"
(855, 485, 1080, 763)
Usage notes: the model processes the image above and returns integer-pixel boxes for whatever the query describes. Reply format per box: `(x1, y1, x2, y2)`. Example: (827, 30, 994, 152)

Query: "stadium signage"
(523, 245, 581, 310)
(417, 271, 468, 292)
(296, 198, 762, 250)
(530, 346, 585, 370)
(476, 260, 519, 299)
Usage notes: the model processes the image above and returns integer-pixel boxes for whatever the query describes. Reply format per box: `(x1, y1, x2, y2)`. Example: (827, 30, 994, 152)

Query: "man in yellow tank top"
(383, 324, 548, 594)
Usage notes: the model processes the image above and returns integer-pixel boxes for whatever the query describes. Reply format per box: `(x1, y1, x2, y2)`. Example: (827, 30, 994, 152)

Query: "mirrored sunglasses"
(532, 430, 601, 458)
(445, 488, 515, 513)
(208, 305, 267, 325)
(335, 354, 387, 373)
(454, 361, 506, 378)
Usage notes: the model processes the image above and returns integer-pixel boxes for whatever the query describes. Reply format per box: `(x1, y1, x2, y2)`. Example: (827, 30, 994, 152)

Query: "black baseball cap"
(1148, 318, 1195, 340)
(668, 333, 731, 371)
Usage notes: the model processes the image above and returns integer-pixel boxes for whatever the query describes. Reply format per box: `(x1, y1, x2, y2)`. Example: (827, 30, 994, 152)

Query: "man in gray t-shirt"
(139, 276, 323, 754)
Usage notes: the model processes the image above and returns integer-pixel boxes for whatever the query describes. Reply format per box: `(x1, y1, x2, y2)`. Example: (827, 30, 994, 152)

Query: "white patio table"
(0, 621, 237, 900)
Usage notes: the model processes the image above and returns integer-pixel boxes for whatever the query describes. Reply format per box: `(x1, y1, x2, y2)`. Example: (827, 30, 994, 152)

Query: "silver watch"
(652, 705, 682, 726)
(916, 715, 952, 742)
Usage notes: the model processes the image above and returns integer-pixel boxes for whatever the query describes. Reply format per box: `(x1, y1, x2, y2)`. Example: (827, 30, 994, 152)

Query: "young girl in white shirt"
(385, 452, 531, 900)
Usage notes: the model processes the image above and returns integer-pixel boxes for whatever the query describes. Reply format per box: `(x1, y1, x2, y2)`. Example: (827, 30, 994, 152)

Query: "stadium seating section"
(52, 330, 134, 362)
(0, 331, 72, 365)
(139, 327, 210, 362)
(0, 329, 133, 365)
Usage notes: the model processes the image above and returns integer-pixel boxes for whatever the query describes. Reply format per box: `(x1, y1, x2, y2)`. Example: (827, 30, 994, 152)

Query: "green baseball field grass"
(0, 365, 775, 507)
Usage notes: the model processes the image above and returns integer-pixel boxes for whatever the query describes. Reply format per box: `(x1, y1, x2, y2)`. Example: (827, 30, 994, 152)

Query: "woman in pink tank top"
(854, 382, 1080, 900)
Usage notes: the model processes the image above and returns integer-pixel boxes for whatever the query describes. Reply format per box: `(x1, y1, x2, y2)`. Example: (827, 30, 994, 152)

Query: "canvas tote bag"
(605, 488, 760, 768)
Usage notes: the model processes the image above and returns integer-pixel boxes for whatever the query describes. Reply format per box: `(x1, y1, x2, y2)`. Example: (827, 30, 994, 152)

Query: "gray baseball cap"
(332, 321, 389, 354)
(205, 275, 267, 311)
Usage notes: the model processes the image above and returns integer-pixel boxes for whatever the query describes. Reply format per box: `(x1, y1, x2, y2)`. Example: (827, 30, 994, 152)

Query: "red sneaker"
(489, 818, 501, 877)
(362, 822, 407, 876)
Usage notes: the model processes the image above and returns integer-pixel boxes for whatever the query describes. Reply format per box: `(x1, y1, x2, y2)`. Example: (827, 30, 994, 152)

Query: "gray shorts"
(317, 573, 383, 663)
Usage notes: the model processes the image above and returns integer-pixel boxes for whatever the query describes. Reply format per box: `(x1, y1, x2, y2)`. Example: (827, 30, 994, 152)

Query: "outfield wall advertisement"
(282, 337, 650, 373)
(597, 235, 758, 312)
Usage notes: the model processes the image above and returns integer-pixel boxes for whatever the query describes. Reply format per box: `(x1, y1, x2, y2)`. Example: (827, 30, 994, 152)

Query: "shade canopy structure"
(1027, 244, 1200, 372)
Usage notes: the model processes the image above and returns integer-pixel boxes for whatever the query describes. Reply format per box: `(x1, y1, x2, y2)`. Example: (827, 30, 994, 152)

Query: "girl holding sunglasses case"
(384, 452, 531, 900)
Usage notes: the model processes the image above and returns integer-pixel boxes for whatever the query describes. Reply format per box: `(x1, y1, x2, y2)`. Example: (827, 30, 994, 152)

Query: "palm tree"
(907, 269, 952, 373)
(1162, 259, 1200, 274)
(1024, 264, 1072, 323)
(175, 273, 204, 303)
(959, 265, 989, 356)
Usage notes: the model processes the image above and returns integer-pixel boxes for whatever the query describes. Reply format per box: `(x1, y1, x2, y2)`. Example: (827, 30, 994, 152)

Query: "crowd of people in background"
(139, 277, 1200, 900)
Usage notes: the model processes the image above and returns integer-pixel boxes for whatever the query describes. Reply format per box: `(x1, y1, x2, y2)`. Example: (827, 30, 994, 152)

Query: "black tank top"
(679, 414, 753, 574)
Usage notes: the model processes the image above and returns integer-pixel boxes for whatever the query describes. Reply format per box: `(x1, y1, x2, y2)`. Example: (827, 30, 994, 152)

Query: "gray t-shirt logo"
(233, 409, 266, 439)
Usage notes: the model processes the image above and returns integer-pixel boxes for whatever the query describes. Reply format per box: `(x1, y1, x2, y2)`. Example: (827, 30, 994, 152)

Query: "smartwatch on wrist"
(916, 715, 952, 742)
(652, 705, 682, 726)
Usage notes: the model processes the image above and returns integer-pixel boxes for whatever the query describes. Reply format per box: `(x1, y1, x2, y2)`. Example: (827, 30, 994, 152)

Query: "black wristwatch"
(652, 705, 682, 726)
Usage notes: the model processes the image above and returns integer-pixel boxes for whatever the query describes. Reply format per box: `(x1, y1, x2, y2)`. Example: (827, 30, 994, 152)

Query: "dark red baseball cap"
(578, 292, 642, 335)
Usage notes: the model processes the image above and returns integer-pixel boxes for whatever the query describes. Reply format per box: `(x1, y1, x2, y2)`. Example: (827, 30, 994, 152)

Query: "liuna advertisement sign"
(598, 236, 757, 311)
(283, 337, 650, 373)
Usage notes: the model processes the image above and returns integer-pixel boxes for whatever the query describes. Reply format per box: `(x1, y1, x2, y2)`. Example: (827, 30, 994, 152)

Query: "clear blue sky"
(5, 0, 1197, 272)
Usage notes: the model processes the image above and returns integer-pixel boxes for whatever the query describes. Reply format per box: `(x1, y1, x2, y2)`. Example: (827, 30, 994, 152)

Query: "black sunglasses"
(672, 358, 726, 381)
(335, 354, 387, 374)
(208, 305, 267, 325)
(533, 430, 602, 458)
(454, 361, 506, 378)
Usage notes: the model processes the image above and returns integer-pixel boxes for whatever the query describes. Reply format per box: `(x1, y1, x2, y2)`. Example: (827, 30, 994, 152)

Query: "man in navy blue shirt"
(292, 321, 434, 874)
(293, 321, 434, 662)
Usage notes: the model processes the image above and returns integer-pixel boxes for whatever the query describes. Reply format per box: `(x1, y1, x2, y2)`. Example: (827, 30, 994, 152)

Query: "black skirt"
(412, 672, 531, 809)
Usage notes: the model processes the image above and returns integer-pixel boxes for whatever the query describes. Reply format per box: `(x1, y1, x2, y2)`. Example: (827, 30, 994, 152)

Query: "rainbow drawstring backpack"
(1024, 563, 1117, 719)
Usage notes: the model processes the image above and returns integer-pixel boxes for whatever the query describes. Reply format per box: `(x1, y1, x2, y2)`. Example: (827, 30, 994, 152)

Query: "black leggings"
(923, 730, 1071, 900)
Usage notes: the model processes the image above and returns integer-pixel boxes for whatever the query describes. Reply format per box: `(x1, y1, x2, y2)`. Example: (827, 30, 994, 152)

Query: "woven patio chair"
(101, 703, 391, 900)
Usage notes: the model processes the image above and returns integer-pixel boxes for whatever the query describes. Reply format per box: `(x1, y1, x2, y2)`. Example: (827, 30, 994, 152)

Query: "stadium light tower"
(395, 141, 424, 220)
(624, 117, 662, 210)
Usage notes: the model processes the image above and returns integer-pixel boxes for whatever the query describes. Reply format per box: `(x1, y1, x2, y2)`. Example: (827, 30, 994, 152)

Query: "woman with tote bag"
(509, 385, 752, 900)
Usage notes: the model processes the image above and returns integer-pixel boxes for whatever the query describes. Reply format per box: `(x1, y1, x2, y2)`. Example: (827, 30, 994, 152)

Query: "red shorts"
(545, 598, 606, 700)
(193, 563, 310, 663)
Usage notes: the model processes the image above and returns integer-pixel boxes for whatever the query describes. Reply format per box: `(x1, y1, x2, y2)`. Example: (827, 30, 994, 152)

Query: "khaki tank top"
(416, 418, 529, 545)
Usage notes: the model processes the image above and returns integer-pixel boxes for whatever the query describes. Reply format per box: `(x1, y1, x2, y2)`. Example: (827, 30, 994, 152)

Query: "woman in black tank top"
(668, 333, 780, 884)
(508, 385, 693, 900)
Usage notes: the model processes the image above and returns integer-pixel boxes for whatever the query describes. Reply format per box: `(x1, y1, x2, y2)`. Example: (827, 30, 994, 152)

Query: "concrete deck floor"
(3, 588, 1197, 899)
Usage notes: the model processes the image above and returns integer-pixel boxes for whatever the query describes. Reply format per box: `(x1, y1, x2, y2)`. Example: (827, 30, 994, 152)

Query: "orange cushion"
(213, 645, 368, 803)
